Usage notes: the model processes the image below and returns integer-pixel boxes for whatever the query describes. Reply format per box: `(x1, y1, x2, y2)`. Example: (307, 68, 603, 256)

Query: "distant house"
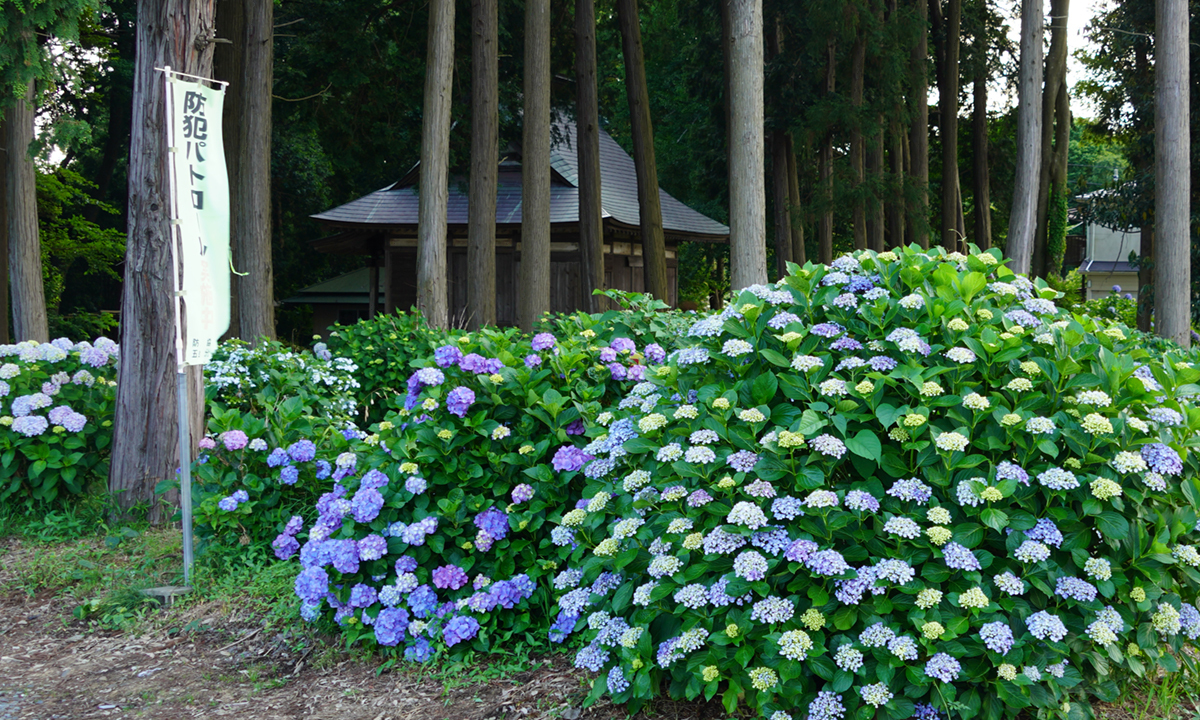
(283, 268, 384, 338)
(1075, 190, 1142, 301)
(300, 119, 729, 330)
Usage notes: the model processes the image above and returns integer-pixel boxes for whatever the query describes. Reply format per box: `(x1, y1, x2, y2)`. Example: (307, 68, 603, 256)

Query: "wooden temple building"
(300, 121, 729, 328)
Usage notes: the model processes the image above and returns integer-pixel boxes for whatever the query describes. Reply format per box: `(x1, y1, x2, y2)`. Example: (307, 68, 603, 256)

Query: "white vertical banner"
(165, 71, 231, 366)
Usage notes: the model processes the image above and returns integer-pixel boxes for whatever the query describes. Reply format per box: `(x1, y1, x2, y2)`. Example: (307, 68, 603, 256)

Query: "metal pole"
(178, 370, 194, 585)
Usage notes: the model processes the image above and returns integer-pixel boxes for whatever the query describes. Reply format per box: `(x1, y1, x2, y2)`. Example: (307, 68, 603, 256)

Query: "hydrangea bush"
(205, 338, 361, 419)
(549, 247, 1200, 720)
(0, 338, 119, 504)
(271, 326, 665, 658)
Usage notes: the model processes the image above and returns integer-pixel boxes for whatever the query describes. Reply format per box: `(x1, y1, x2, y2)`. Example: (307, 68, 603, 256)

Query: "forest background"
(0, 0, 1193, 345)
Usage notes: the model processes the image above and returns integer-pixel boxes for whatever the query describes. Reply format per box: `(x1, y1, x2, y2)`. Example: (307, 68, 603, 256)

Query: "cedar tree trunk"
(1032, 0, 1068, 277)
(468, 0, 498, 328)
(417, 0, 455, 329)
(727, 0, 767, 289)
(972, 50, 991, 248)
(1154, 0, 1190, 346)
(518, 0, 551, 329)
(786, 133, 805, 264)
(111, 0, 213, 521)
(5, 82, 48, 342)
(1006, 0, 1043, 275)
(576, 0, 604, 311)
(939, 0, 963, 250)
(907, 0, 930, 248)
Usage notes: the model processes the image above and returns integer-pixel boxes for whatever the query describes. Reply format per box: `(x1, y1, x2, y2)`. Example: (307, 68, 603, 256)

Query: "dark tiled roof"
(312, 119, 729, 240)
(1081, 260, 1138, 274)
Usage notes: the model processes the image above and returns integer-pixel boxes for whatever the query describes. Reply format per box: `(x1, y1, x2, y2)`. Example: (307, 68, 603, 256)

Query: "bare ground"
(0, 537, 729, 720)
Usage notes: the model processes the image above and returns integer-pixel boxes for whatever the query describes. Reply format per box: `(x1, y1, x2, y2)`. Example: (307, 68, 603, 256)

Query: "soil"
(0, 541, 728, 720)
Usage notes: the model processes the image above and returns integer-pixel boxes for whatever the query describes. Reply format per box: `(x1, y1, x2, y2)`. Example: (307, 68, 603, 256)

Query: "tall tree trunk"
(467, 0, 498, 329)
(767, 16, 790, 278)
(819, 39, 835, 265)
(786, 133, 805, 264)
(518, 0, 550, 330)
(728, 0, 767, 289)
(85, 13, 135, 226)
(235, 0, 275, 342)
(939, 0, 963, 250)
(771, 130, 792, 278)
(869, 122, 885, 252)
(417, 0, 455, 329)
(888, 119, 905, 247)
(1155, 0, 1190, 347)
(0, 110, 8, 343)
(5, 82, 48, 342)
(971, 48, 991, 249)
(111, 0, 213, 522)
(1005, 0, 1043, 275)
(213, 0, 243, 338)
(575, 0, 603, 312)
(850, 28, 866, 251)
(908, 0, 930, 248)
(1045, 79, 1069, 275)
(1032, 0, 1068, 278)
(616, 0, 669, 301)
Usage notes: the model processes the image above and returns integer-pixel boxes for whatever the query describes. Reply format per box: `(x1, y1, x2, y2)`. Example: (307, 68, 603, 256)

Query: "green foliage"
(1043, 270, 1085, 314)
(205, 338, 361, 419)
(0, 338, 117, 508)
(549, 246, 1200, 719)
(1082, 291, 1137, 330)
(536, 289, 699, 353)
(324, 311, 470, 424)
(35, 167, 126, 332)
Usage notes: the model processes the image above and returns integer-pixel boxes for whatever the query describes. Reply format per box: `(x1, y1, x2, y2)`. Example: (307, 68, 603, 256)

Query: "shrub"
(1081, 289, 1136, 329)
(205, 338, 361, 419)
(0, 338, 119, 506)
(548, 247, 1200, 720)
(274, 324, 665, 659)
(535, 290, 698, 352)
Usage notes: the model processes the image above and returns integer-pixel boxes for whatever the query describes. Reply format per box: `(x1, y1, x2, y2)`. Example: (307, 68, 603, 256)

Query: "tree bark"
(786, 133, 805, 264)
(5, 81, 48, 343)
(771, 130, 792, 278)
(850, 27, 866, 251)
(467, 0, 498, 329)
(971, 44, 991, 249)
(213, 0, 243, 338)
(575, 0, 603, 312)
(417, 0, 455, 329)
(819, 39, 835, 265)
(727, 0, 767, 289)
(868, 121, 885, 252)
(111, 0, 213, 522)
(888, 118, 906, 248)
(518, 0, 550, 330)
(235, 0, 275, 342)
(1005, 0, 1043, 275)
(1154, 0, 1190, 347)
(907, 0, 930, 248)
(939, 0, 963, 250)
(1137, 222, 1153, 332)
(1045, 79, 1069, 275)
(0, 109, 7, 344)
(616, 0, 669, 301)
(1032, 0, 1068, 277)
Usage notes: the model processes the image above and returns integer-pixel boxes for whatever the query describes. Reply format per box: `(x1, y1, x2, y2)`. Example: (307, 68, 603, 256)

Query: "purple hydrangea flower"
(1142, 443, 1183, 475)
(358, 534, 388, 561)
(221, 430, 248, 451)
(805, 549, 851, 576)
(405, 476, 427, 494)
(267, 448, 290, 468)
(1027, 518, 1064, 548)
(294, 567, 330, 602)
(373, 607, 410, 646)
(943, 542, 981, 571)
(512, 484, 534, 503)
(532, 333, 557, 351)
(446, 386, 476, 417)
(979, 621, 1014, 654)
(405, 637, 433, 662)
(811, 322, 845, 338)
(407, 585, 439, 618)
(432, 564, 469, 590)
(524, 354, 542, 368)
(924, 653, 962, 682)
(727, 450, 759, 473)
(552, 445, 594, 473)
(351, 487, 385, 523)
(315, 460, 332, 480)
(272, 533, 300, 560)
(349, 583, 378, 608)
(645, 344, 666, 363)
(434, 345, 463, 368)
(279, 466, 300, 485)
(444, 615, 481, 646)
(288, 439, 317, 462)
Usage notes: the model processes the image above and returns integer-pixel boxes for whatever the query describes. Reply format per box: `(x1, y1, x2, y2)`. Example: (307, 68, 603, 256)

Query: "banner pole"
(178, 370, 194, 585)
(161, 66, 194, 587)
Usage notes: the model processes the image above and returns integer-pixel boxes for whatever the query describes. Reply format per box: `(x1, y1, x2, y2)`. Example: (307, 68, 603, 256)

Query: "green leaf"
(959, 272, 988, 303)
(981, 508, 1009, 532)
(1096, 512, 1129, 540)
(751, 372, 779, 405)
(875, 403, 903, 429)
(845, 430, 881, 462)
(761, 348, 791, 368)
(797, 409, 826, 435)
